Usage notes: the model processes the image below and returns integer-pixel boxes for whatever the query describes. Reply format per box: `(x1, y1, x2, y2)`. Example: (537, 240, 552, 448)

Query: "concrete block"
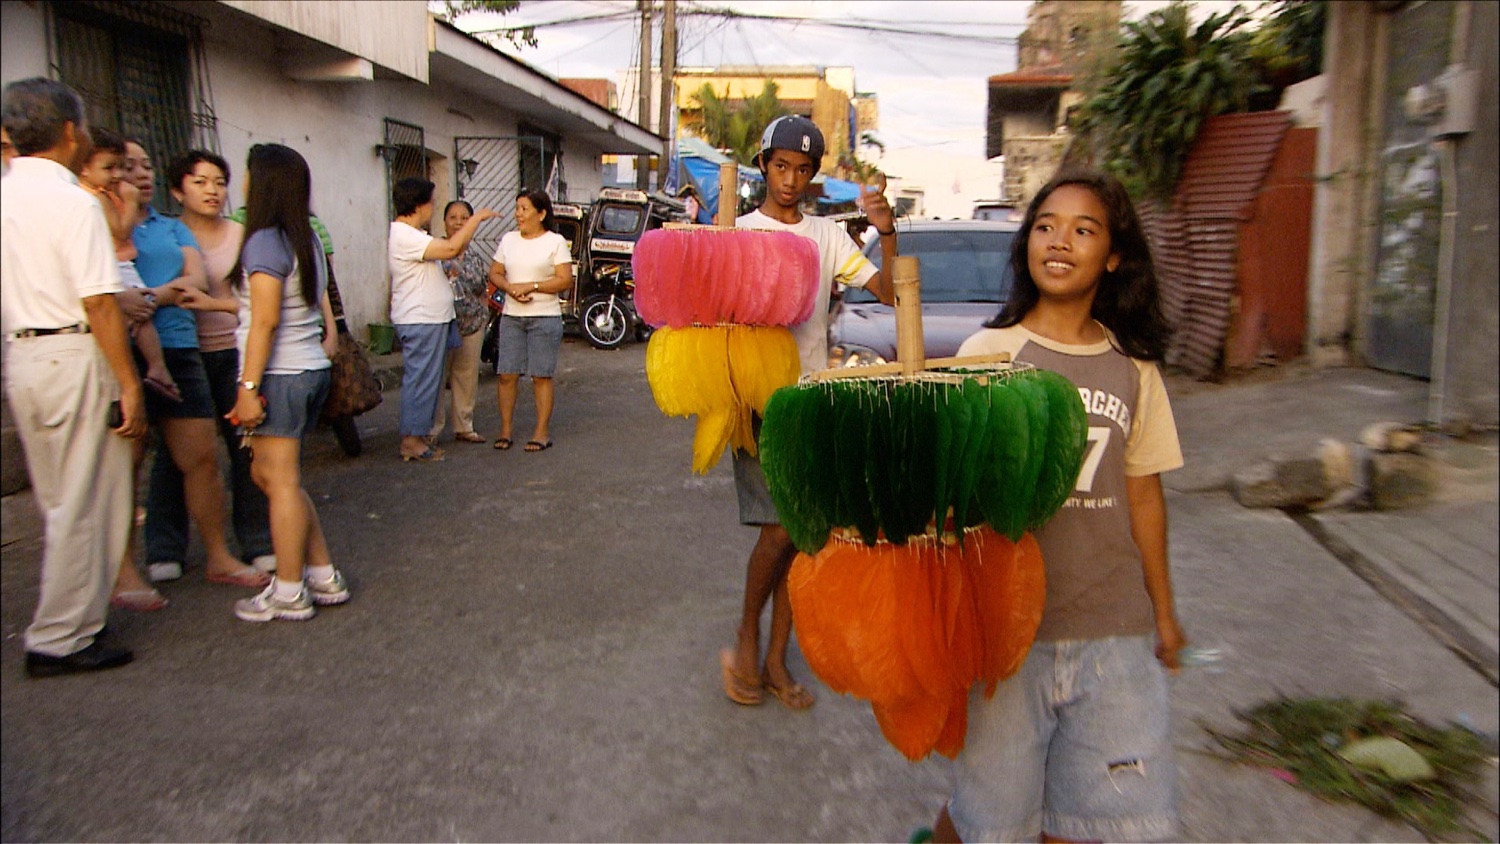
(1233, 455, 1332, 508)
(1361, 421, 1423, 453)
(1369, 452, 1438, 510)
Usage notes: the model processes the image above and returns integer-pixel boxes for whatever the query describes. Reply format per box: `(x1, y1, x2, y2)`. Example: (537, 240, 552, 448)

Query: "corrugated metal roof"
(1142, 111, 1294, 378)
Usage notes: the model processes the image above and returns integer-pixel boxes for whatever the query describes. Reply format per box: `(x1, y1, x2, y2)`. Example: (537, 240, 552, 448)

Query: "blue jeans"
(145, 348, 272, 565)
(395, 322, 448, 437)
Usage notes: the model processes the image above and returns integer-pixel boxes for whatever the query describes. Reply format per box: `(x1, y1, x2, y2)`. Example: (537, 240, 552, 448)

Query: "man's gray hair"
(2, 77, 85, 157)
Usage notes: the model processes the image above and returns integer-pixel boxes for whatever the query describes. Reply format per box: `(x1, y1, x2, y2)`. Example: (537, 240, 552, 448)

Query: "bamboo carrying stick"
(715, 161, 737, 228)
(810, 253, 1015, 382)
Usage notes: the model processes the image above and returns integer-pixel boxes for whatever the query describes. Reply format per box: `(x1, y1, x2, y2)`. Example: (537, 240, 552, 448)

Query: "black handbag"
(480, 313, 500, 366)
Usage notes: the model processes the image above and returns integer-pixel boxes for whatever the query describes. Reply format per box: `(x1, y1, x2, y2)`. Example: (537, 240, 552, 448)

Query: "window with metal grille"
(51, 1, 218, 214)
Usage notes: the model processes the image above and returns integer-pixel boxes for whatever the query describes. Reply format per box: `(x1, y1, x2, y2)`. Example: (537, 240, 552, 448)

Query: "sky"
(449, 1, 1245, 219)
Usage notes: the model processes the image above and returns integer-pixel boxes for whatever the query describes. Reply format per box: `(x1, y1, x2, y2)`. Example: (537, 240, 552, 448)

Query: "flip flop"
(719, 648, 763, 706)
(143, 376, 183, 403)
(454, 431, 486, 443)
(524, 439, 553, 452)
(206, 567, 272, 588)
(110, 589, 169, 612)
(761, 670, 816, 710)
(402, 447, 446, 462)
(493, 437, 513, 450)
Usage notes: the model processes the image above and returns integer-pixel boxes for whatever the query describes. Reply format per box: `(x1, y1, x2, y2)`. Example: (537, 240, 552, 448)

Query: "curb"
(1288, 509, 1499, 688)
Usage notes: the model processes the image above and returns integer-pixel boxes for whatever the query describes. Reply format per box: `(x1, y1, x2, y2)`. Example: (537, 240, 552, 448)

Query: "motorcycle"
(579, 262, 644, 350)
(562, 187, 684, 350)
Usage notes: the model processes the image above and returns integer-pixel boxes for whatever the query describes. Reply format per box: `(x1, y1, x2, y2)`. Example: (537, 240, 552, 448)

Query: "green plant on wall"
(1071, 1, 1265, 200)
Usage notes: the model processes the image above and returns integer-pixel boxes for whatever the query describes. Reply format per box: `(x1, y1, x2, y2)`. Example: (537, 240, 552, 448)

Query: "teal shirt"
(132, 208, 201, 349)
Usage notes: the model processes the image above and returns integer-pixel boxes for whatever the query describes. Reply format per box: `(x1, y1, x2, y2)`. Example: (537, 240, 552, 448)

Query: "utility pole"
(636, 0, 653, 190)
(655, 0, 677, 190)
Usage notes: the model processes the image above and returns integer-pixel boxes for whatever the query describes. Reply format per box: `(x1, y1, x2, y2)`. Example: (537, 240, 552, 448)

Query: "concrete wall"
(1438, 0, 1499, 426)
(1306, 3, 1386, 366)
(0, 1, 609, 342)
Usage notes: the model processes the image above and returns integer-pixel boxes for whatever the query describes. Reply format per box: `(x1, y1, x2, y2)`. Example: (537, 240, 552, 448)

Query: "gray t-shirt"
(236, 227, 330, 375)
(958, 324, 1183, 641)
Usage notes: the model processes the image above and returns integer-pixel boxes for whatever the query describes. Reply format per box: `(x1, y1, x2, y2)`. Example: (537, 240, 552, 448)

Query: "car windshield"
(595, 204, 644, 236)
(845, 229, 1015, 304)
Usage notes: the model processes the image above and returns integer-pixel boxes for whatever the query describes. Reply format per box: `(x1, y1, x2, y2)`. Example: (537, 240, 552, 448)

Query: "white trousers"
(4, 333, 132, 656)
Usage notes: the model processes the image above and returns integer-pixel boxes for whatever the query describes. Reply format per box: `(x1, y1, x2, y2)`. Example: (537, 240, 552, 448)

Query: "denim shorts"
(495, 315, 563, 378)
(731, 448, 779, 526)
(253, 369, 330, 440)
(949, 636, 1178, 843)
(139, 347, 215, 420)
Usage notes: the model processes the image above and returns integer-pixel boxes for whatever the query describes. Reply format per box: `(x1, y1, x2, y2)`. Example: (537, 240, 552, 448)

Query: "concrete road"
(2, 340, 1494, 841)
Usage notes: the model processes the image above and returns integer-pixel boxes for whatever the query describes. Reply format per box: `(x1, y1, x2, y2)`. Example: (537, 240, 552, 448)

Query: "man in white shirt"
(2, 78, 146, 677)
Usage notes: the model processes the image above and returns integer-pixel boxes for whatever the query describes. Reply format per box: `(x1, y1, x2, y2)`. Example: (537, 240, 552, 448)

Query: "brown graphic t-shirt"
(958, 324, 1183, 641)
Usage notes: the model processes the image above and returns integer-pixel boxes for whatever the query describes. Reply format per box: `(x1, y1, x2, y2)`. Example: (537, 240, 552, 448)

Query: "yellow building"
(673, 65, 867, 174)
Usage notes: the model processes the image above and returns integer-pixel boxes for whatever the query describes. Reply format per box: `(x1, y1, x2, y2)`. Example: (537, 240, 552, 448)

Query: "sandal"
(524, 439, 553, 452)
(110, 589, 169, 612)
(401, 447, 446, 463)
(492, 437, 513, 451)
(206, 567, 272, 588)
(719, 649, 763, 706)
(761, 670, 816, 710)
(454, 431, 486, 443)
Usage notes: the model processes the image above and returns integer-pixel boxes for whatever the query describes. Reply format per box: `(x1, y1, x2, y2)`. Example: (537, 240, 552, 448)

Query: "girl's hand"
(176, 288, 208, 310)
(229, 390, 267, 430)
(1154, 615, 1188, 674)
(472, 208, 500, 225)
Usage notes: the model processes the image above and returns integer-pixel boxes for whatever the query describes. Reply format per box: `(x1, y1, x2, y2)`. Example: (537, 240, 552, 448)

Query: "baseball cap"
(756, 115, 825, 173)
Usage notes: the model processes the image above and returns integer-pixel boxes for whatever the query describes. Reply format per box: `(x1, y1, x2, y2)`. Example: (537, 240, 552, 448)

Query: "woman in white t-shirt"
(486, 189, 572, 452)
(387, 177, 497, 462)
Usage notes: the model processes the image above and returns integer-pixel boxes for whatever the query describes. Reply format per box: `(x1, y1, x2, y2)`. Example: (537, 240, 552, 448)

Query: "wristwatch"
(240, 380, 259, 392)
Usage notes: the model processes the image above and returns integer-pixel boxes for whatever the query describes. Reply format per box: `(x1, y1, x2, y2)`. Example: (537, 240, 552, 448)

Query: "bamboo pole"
(892, 255, 924, 376)
(715, 160, 737, 227)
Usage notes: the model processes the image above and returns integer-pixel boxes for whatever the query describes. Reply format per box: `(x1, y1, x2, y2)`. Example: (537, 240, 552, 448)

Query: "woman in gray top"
(227, 143, 349, 623)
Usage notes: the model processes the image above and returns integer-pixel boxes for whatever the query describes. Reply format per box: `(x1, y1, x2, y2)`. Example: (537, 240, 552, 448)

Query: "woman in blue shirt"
(120, 138, 268, 590)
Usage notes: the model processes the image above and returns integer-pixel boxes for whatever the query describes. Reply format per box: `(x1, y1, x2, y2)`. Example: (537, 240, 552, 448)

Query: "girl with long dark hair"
(228, 143, 347, 622)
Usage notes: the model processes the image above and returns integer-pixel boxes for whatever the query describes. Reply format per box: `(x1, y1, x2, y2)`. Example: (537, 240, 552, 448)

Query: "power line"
(463, 2, 1020, 45)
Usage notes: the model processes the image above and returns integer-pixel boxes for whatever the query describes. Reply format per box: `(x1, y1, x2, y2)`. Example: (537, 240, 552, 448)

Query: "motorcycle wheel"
(330, 415, 363, 457)
(581, 295, 631, 350)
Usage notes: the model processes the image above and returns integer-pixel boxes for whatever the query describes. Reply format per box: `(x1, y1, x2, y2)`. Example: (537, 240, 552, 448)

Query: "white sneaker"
(306, 569, 350, 606)
(234, 582, 315, 622)
(250, 555, 278, 573)
(146, 562, 183, 583)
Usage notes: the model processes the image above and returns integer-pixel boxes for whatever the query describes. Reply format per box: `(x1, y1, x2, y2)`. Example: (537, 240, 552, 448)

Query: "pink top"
(195, 219, 244, 353)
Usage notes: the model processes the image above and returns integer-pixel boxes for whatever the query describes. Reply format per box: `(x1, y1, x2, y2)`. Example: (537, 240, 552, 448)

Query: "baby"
(76, 127, 180, 402)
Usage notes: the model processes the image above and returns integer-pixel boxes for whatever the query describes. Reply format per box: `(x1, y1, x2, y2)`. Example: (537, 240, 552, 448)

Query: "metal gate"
(1365, 1, 1453, 377)
(380, 118, 427, 220)
(454, 135, 548, 260)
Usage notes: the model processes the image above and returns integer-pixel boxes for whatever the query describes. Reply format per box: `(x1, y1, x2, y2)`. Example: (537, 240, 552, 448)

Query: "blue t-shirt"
(132, 208, 201, 349)
(236, 227, 330, 375)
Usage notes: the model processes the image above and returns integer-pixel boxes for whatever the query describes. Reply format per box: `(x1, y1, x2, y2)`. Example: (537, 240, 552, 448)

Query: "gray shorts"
(949, 636, 1178, 842)
(254, 369, 330, 440)
(731, 449, 780, 526)
(496, 315, 563, 378)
